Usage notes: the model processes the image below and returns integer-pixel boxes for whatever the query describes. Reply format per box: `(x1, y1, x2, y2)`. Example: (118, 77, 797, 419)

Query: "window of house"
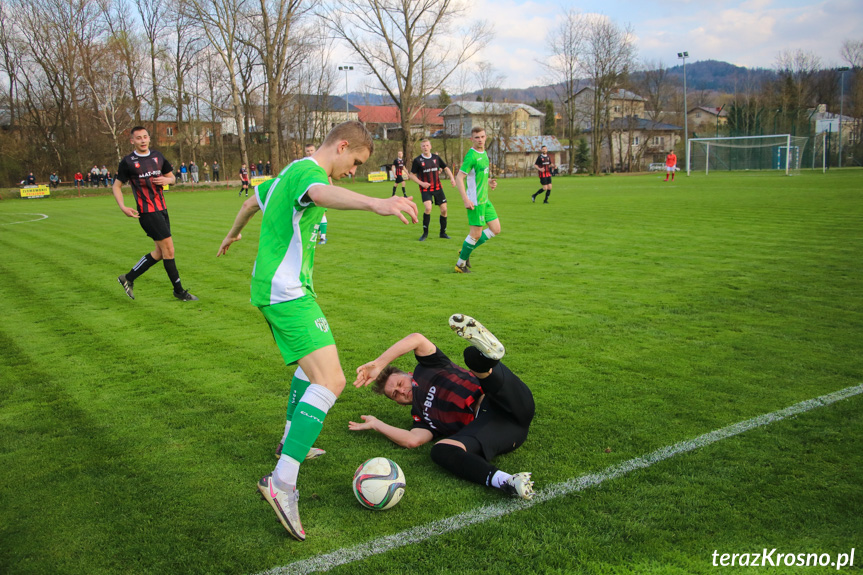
(613, 106, 620, 113)
(166, 127, 174, 136)
(634, 136, 640, 145)
(696, 112, 701, 118)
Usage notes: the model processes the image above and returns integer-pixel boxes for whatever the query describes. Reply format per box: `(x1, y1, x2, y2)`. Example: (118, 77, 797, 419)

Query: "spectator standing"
(212, 161, 220, 182)
(180, 162, 188, 183)
(265, 161, 272, 176)
(203, 162, 211, 182)
(190, 161, 199, 183)
(91, 165, 100, 187)
(257, 160, 264, 176)
(101, 165, 110, 187)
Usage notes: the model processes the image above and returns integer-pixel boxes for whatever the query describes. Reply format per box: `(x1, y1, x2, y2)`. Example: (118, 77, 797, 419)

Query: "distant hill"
(344, 61, 782, 107)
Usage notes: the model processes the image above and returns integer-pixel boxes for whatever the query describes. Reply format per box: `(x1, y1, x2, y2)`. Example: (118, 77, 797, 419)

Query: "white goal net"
(687, 134, 810, 176)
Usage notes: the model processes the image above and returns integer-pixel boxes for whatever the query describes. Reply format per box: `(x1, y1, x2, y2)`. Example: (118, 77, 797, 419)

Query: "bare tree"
(0, 2, 24, 130)
(134, 0, 167, 147)
(544, 8, 586, 172)
(80, 39, 135, 162)
(242, 0, 310, 172)
(775, 49, 821, 129)
(321, 0, 491, 157)
(581, 14, 636, 173)
(98, 0, 144, 124)
(186, 0, 250, 169)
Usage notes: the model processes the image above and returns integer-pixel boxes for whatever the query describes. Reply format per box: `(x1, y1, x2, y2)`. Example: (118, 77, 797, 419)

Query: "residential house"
(687, 106, 728, 136)
(281, 94, 359, 143)
(439, 101, 543, 139)
(355, 105, 444, 140)
(570, 87, 646, 130)
(584, 117, 682, 172)
(490, 135, 567, 176)
(809, 103, 860, 150)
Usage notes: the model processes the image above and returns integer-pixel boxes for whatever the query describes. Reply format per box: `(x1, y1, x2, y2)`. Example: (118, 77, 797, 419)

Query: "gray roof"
(294, 94, 359, 113)
(495, 135, 565, 153)
(584, 117, 682, 132)
(439, 100, 543, 117)
(574, 86, 646, 102)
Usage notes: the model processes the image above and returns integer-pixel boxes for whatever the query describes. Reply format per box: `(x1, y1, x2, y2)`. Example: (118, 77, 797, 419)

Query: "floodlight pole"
(339, 65, 354, 119)
(838, 67, 849, 169)
(678, 51, 689, 175)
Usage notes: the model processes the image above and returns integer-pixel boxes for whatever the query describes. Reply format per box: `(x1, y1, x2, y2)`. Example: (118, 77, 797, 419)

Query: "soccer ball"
(352, 457, 406, 510)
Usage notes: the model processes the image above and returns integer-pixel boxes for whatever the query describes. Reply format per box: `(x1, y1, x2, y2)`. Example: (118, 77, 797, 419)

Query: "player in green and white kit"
(217, 122, 417, 541)
(454, 126, 499, 273)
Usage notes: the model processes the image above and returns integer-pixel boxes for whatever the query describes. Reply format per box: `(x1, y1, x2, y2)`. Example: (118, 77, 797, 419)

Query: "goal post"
(687, 134, 810, 176)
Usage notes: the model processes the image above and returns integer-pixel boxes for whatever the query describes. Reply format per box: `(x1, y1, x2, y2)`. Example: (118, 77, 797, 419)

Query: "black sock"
(422, 213, 430, 232)
(430, 443, 498, 487)
(402, 187, 407, 197)
(545, 190, 551, 200)
(464, 346, 501, 375)
(392, 186, 396, 196)
(440, 215, 447, 234)
(126, 253, 158, 282)
(533, 189, 543, 198)
(163, 258, 184, 292)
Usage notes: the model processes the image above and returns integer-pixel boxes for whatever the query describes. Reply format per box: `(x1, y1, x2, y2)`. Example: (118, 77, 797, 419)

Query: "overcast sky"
(461, 0, 863, 89)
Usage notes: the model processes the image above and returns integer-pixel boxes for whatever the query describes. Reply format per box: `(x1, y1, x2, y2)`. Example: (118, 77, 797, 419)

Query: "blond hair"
(322, 121, 375, 155)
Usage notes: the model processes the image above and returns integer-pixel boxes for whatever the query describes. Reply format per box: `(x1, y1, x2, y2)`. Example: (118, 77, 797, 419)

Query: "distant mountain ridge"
(343, 60, 782, 107)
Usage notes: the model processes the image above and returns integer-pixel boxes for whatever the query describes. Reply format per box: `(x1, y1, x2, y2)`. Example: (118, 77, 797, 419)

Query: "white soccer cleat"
(257, 474, 305, 541)
(449, 314, 505, 360)
(501, 472, 534, 500)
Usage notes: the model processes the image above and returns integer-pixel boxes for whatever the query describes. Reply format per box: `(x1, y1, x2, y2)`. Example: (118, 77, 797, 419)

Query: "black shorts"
(421, 189, 447, 206)
(448, 363, 534, 460)
(138, 210, 172, 241)
(539, 176, 552, 186)
(241, 179, 249, 188)
(395, 175, 404, 184)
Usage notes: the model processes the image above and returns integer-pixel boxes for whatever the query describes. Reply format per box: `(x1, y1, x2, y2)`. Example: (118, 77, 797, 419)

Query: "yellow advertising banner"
(20, 185, 51, 198)
(251, 176, 273, 187)
(367, 171, 388, 182)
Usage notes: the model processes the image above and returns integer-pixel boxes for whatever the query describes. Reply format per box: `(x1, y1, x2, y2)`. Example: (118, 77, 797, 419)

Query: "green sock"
(285, 372, 312, 422)
(474, 230, 491, 249)
(459, 237, 478, 261)
(283, 402, 326, 462)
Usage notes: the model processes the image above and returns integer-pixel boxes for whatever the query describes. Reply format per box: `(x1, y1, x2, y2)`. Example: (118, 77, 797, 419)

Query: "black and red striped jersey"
(239, 166, 249, 181)
(116, 150, 174, 214)
(393, 157, 404, 177)
(410, 153, 448, 192)
(410, 347, 483, 438)
(535, 153, 552, 178)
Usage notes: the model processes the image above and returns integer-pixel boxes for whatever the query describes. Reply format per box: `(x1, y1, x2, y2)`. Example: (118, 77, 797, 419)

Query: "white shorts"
(666, 166, 675, 173)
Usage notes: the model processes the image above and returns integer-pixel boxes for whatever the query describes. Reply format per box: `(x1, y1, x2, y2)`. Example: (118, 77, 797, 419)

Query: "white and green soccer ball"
(352, 457, 406, 510)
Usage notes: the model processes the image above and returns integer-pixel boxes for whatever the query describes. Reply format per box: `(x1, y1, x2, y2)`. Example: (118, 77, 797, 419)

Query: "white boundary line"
(0, 213, 49, 225)
(256, 384, 863, 575)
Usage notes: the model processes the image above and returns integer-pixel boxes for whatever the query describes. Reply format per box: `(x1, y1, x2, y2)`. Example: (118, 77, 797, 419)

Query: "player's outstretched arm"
(354, 333, 436, 388)
(348, 415, 433, 449)
(217, 196, 260, 256)
(307, 184, 418, 224)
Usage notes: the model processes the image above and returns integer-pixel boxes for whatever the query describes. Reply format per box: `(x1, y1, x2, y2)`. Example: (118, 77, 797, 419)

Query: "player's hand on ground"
(122, 206, 140, 218)
(216, 233, 241, 257)
(348, 415, 379, 431)
(354, 361, 381, 387)
(373, 196, 418, 224)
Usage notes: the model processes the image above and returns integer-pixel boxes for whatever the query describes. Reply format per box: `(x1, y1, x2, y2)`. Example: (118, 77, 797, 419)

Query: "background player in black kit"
(114, 126, 198, 302)
(531, 144, 554, 203)
(391, 150, 407, 197)
(351, 314, 535, 499)
(409, 139, 456, 241)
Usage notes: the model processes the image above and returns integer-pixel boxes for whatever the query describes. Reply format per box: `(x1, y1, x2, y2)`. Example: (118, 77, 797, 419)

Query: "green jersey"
(250, 158, 328, 306)
(459, 148, 491, 205)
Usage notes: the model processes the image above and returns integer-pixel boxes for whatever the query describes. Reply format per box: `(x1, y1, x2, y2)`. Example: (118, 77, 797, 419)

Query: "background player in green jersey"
(454, 127, 499, 273)
(216, 121, 417, 541)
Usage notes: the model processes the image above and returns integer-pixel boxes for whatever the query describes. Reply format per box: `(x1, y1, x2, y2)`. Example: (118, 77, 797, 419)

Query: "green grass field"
(1, 170, 862, 574)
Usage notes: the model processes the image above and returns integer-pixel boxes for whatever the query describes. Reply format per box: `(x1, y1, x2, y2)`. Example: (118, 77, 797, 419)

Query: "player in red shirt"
(239, 164, 250, 197)
(391, 150, 407, 197)
(113, 126, 198, 301)
(664, 151, 677, 182)
(351, 314, 535, 500)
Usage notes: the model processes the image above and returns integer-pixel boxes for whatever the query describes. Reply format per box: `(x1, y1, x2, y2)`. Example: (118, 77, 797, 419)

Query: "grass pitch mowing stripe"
(260, 384, 863, 575)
